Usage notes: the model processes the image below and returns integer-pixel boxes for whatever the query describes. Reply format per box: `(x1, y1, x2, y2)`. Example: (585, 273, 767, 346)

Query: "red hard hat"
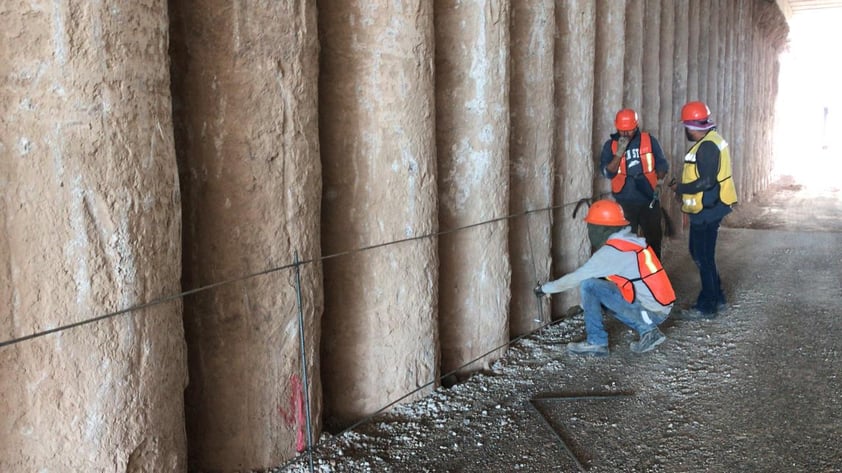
(681, 101, 711, 122)
(614, 109, 639, 132)
(584, 200, 630, 226)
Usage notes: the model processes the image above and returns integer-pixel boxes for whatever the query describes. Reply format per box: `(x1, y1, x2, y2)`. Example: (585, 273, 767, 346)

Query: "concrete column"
(731, 1, 750, 195)
(623, 0, 644, 110)
(593, 0, 627, 197)
(436, 0, 511, 374)
(747, 3, 757, 197)
(719, 0, 736, 137)
(687, 0, 702, 101)
(170, 1, 322, 469)
(672, 1, 691, 179)
(658, 0, 675, 164)
(642, 0, 661, 133)
(319, 1, 439, 425)
(509, 1, 554, 337)
(697, 3, 711, 104)
(0, 1, 186, 471)
(706, 0, 722, 111)
(552, 0, 596, 316)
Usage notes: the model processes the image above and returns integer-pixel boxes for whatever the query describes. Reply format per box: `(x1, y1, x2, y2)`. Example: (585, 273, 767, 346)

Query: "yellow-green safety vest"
(680, 130, 738, 214)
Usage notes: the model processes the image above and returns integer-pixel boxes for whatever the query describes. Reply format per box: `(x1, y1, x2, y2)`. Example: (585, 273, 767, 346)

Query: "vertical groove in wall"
(642, 0, 662, 133)
(658, 0, 676, 169)
(697, 3, 712, 105)
(0, 1, 187, 471)
(592, 0, 628, 198)
(754, 1, 764, 194)
(671, 0, 691, 213)
(719, 0, 735, 140)
(509, 1, 555, 337)
(707, 0, 722, 112)
(436, 0, 512, 374)
(319, 1, 439, 426)
(731, 1, 748, 196)
(552, 0, 597, 316)
(687, 0, 701, 102)
(171, 1, 322, 469)
(623, 0, 645, 110)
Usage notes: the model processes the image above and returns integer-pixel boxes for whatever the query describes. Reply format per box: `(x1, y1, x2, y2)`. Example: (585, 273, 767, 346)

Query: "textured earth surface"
(278, 174, 842, 473)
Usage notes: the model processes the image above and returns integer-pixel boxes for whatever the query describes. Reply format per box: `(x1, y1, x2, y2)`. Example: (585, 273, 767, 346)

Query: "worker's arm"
(675, 141, 720, 194)
(600, 137, 629, 177)
(538, 247, 619, 295)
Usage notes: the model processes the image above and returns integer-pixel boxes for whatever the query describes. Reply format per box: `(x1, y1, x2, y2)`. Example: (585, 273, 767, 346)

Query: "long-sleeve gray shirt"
(539, 228, 673, 315)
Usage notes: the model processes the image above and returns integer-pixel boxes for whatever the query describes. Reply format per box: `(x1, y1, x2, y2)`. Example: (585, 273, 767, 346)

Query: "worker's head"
(583, 200, 630, 250)
(614, 108, 639, 137)
(681, 101, 716, 140)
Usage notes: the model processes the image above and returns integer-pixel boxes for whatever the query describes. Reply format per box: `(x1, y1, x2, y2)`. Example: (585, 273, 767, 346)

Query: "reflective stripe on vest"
(680, 130, 738, 214)
(603, 238, 676, 307)
(611, 132, 658, 194)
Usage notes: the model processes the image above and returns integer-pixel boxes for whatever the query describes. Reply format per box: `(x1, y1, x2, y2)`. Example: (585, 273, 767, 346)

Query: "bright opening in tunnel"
(774, 8, 842, 189)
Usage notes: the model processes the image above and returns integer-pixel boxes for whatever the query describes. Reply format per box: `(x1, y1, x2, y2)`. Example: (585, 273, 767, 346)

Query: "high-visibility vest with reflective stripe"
(611, 132, 658, 194)
(604, 238, 676, 307)
(680, 130, 738, 214)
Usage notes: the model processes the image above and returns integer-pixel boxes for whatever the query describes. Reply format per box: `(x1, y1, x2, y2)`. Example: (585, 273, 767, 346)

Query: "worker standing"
(670, 101, 738, 320)
(534, 200, 675, 356)
(599, 109, 670, 258)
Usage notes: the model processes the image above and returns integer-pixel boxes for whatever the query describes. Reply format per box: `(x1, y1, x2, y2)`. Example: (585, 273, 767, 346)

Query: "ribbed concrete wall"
(706, 1, 722, 110)
(658, 0, 676, 166)
(0, 0, 791, 469)
(551, 0, 596, 316)
(623, 0, 645, 111)
(319, 1, 439, 426)
(671, 0, 690, 182)
(0, 1, 187, 471)
(436, 0, 512, 374)
(509, 1, 555, 337)
(687, 0, 702, 102)
(170, 1, 322, 470)
(593, 0, 627, 197)
(642, 0, 661, 132)
(732, 2, 750, 195)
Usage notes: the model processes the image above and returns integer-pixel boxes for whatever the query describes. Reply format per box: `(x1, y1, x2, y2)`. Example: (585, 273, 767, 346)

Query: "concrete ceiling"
(779, 0, 842, 18)
(789, 0, 842, 9)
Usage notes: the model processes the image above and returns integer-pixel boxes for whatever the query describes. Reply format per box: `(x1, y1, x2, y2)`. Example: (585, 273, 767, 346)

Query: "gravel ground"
(277, 176, 842, 473)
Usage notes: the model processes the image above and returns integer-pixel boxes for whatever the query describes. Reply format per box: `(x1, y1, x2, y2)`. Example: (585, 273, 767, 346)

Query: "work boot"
(567, 341, 609, 357)
(672, 308, 716, 321)
(630, 327, 666, 353)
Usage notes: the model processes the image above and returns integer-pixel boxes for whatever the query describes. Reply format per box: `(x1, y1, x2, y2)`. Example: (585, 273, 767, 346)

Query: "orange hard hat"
(614, 109, 639, 132)
(584, 200, 630, 226)
(681, 101, 711, 122)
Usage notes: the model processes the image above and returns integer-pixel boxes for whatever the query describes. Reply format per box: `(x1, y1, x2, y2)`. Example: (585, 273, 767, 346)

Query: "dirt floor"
(278, 174, 842, 473)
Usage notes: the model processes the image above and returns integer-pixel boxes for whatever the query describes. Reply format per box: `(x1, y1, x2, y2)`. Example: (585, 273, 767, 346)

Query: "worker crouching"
(535, 200, 676, 356)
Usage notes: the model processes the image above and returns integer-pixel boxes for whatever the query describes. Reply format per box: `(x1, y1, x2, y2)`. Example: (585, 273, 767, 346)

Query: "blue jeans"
(688, 219, 726, 314)
(579, 279, 667, 346)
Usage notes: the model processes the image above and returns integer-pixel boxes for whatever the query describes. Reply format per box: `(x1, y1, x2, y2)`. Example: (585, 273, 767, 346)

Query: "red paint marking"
(279, 374, 307, 452)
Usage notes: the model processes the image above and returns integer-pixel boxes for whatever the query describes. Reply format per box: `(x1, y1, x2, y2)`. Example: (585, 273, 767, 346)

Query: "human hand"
(534, 284, 546, 298)
(650, 180, 663, 208)
(615, 136, 630, 157)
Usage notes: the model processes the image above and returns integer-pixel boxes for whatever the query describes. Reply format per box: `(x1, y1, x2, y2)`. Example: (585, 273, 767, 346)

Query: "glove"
(534, 284, 546, 298)
(649, 179, 664, 208)
(615, 136, 630, 157)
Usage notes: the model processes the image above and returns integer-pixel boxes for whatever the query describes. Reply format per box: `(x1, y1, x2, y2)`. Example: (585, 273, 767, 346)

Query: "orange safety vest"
(610, 132, 658, 194)
(603, 238, 676, 307)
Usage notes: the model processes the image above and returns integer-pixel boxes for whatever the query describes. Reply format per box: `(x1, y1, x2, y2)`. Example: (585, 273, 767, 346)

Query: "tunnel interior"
(1, 1, 838, 472)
